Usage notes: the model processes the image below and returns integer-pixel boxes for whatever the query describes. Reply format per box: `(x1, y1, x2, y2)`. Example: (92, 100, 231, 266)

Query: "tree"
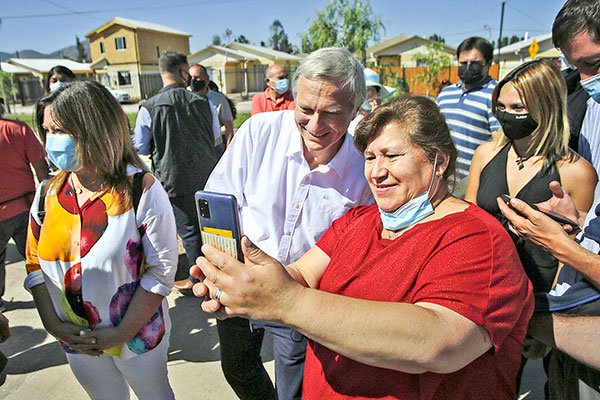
(75, 36, 87, 62)
(428, 34, 445, 44)
(509, 35, 523, 44)
(0, 70, 19, 114)
(222, 28, 233, 45)
(236, 35, 250, 44)
(211, 35, 222, 46)
(301, 0, 384, 63)
(412, 42, 451, 96)
(268, 20, 293, 53)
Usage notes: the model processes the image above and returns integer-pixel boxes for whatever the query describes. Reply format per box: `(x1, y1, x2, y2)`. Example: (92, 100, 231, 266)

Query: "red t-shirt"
(250, 89, 296, 115)
(304, 204, 533, 400)
(0, 118, 46, 221)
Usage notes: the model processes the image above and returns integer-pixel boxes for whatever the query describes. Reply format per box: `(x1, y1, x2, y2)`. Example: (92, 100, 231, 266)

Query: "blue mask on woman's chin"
(45, 134, 81, 171)
(378, 154, 439, 231)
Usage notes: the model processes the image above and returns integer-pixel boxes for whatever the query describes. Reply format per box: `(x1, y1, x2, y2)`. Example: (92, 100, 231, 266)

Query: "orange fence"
(374, 64, 499, 97)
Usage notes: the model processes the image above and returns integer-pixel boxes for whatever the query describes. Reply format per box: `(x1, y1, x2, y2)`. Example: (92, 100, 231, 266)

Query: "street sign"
(529, 38, 539, 60)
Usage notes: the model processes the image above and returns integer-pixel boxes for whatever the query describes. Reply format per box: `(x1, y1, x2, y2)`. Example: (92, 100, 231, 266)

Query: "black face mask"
(496, 110, 538, 141)
(191, 78, 207, 92)
(458, 62, 486, 85)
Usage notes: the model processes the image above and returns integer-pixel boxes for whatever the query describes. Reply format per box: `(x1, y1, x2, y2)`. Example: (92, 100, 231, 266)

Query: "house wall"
(137, 31, 189, 64)
(89, 25, 138, 65)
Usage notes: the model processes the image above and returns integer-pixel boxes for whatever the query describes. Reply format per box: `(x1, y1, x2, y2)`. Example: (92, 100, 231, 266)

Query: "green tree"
(301, 0, 384, 63)
(211, 35, 222, 46)
(0, 70, 19, 114)
(428, 34, 445, 44)
(268, 20, 293, 53)
(412, 42, 451, 96)
(75, 36, 87, 62)
(222, 28, 233, 45)
(236, 35, 250, 44)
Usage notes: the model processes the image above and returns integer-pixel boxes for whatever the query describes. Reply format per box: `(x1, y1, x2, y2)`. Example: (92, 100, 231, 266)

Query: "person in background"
(26, 81, 177, 398)
(437, 37, 499, 195)
(193, 95, 533, 399)
(196, 47, 373, 400)
(251, 64, 295, 115)
(0, 98, 48, 311)
(45, 65, 75, 93)
(133, 51, 220, 284)
(189, 64, 235, 145)
(348, 68, 395, 135)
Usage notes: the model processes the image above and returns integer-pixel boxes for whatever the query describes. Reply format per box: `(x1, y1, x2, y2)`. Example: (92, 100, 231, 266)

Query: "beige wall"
(137, 31, 190, 64)
(89, 25, 138, 65)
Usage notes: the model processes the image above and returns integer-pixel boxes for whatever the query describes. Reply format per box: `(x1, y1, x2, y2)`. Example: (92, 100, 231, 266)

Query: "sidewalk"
(0, 243, 274, 399)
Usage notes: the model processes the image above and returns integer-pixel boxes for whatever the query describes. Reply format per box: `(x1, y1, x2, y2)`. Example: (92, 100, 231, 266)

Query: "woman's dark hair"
(354, 95, 457, 182)
(456, 37, 494, 64)
(45, 65, 76, 92)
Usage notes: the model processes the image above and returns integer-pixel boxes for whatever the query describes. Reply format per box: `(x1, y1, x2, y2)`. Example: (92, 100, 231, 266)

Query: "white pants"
(65, 331, 173, 400)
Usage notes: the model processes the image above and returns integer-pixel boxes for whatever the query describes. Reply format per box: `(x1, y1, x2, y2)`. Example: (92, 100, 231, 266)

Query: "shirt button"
(293, 203, 300, 209)
(285, 229, 291, 236)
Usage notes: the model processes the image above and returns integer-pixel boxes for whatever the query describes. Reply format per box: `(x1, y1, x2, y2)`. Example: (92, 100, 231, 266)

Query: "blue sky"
(1, 0, 566, 54)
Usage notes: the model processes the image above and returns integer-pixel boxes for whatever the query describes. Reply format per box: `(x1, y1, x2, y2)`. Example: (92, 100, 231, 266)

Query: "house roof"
(0, 62, 30, 74)
(7, 58, 92, 74)
(226, 43, 303, 61)
(498, 33, 553, 55)
(86, 17, 190, 38)
(367, 34, 455, 56)
(190, 43, 303, 64)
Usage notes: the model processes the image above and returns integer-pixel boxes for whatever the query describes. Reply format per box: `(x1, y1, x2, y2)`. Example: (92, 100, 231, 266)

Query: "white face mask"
(378, 153, 440, 231)
(49, 81, 65, 92)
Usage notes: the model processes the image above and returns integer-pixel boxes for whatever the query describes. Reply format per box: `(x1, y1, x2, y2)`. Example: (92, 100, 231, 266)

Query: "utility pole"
(496, 1, 505, 64)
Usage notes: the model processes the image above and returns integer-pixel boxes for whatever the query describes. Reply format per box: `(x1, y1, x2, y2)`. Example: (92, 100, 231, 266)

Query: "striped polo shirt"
(436, 77, 500, 179)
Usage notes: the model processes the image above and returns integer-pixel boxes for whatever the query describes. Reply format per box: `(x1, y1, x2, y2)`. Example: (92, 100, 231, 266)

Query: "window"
(115, 37, 126, 50)
(100, 42, 105, 53)
(117, 71, 132, 86)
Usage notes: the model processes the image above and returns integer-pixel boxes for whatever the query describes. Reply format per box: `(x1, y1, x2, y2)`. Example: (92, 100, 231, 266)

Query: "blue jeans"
(169, 195, 201, 273)
(0, 211, 29, 297)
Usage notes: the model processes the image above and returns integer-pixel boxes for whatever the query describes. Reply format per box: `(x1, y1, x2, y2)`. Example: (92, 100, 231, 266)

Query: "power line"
(2, 0, 256, 20)
(42, 0, 99, 20)
(506, 4, 549, 30)
(439, 1, 511, 35)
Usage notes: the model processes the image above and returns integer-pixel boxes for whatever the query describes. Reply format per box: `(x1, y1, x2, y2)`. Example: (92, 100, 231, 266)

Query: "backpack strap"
(132, 172, 146, 216)
(37, 177, 50, 224)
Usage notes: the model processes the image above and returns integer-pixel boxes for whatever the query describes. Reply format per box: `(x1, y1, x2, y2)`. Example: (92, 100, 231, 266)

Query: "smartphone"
(195, 190, 244, 262)
(500, 194, 580, 232)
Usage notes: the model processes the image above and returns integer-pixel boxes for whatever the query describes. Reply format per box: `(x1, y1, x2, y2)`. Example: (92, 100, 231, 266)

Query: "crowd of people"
(0, 0, 599, 398)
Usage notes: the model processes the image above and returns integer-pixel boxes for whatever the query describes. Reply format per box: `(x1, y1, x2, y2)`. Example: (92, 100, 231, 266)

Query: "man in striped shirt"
(437, 37, 499, 185)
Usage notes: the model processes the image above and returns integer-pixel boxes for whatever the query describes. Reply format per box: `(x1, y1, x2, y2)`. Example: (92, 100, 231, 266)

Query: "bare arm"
(528, 312, 600, 370)
(464, 142, 492, 203)
(497, 195, 600, 288)
(195, 238, 492, 374)
(31, 159, 49, 183)
(223, 120, 234, 145)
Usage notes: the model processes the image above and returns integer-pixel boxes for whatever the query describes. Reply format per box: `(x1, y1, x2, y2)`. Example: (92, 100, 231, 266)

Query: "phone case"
(195, 191, 244, 262)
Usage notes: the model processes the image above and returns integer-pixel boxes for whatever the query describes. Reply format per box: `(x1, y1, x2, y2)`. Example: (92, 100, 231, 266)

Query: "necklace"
(70, 174, 103, 195)
(515, 155, 532, 170)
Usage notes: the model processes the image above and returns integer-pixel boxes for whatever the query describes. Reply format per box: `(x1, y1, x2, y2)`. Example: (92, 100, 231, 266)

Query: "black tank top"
(476, 143, 561, 293)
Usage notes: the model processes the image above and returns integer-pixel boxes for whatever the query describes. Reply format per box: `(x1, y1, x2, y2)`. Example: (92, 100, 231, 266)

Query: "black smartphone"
(195, 190, 244, 262)
(500, 194, 580, 232)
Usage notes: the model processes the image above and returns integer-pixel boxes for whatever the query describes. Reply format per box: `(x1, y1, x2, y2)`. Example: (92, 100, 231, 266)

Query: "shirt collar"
(458, 75, 493, 92)
(284, 114, 352, 178)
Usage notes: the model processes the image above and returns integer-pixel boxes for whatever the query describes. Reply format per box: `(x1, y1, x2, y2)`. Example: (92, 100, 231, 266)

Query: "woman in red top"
(193, 96, 533, 399)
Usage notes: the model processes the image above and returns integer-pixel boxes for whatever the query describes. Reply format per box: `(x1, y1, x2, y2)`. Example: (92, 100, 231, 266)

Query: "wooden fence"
(374, 64, 499, 97)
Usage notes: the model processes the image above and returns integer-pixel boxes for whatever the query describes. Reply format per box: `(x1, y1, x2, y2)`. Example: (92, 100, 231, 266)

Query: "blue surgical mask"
(273, 78, 289, 94)
(379, 154, 440, 231)
(581, 74, 600, 103)
(49, 81, 65, 92)
(45, 134, 80, 171)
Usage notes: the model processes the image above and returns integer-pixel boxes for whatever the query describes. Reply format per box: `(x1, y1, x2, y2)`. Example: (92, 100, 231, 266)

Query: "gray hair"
(292, 47, 366, 109)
